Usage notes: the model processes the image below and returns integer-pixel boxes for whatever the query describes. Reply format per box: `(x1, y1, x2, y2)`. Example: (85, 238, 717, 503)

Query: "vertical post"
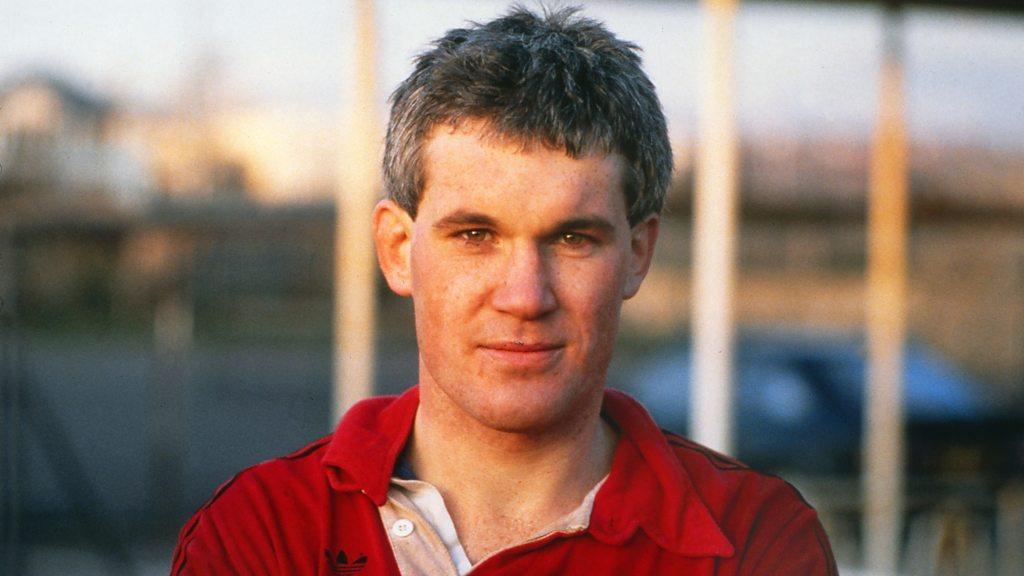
(151, 289, 191, 527)
(692, 0, 739, 455)
(333, 0, 380, 426)
(997, 482, 1024, 576)
(0, 224, 21, 575)
(864, 5, 908, 574)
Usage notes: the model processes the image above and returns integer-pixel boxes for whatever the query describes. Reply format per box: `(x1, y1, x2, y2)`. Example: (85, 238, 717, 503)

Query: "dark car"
(623, 332, 1023, 476)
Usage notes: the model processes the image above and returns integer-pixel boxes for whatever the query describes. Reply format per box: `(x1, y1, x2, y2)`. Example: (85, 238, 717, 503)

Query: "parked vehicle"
(623, 332, 1023, 476)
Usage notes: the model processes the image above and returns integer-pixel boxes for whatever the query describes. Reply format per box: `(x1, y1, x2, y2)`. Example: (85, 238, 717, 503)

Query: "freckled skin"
(372, 121, 659, 561)
(400, 123, 656, 436)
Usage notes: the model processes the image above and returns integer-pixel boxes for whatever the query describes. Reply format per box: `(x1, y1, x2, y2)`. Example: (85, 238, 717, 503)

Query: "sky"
(2, 0, 1023, 150)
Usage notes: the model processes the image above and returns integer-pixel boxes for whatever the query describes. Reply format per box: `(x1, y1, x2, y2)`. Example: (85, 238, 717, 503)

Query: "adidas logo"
(325, 549, 368, 575)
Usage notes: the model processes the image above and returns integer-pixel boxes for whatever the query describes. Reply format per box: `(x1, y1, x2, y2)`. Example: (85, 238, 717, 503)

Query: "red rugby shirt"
(172, 387, 837, 575)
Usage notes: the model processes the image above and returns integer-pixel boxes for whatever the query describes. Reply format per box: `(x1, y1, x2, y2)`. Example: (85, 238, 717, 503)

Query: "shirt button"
(391, 518, 415, 538)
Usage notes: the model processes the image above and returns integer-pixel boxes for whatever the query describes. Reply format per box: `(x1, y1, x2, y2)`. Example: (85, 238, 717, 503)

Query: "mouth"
(477, 341, 565, 369)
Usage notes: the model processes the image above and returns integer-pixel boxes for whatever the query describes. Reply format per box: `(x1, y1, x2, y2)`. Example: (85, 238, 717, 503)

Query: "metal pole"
(151, 290, 191, 527)
(691, 0, 739, 455)
(333, 0, 380, 426)
(864, 6, 908, 574)
(0, 223, 21, 575)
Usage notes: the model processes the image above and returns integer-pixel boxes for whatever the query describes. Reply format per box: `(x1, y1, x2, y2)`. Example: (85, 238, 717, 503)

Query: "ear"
(623, 214, 659, 300)
(373, 199, 414, 297)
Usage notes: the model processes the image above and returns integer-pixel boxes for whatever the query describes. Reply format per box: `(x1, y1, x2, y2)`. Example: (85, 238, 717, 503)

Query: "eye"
(458, 229, 493, 244)
(559, 232, 589, 247)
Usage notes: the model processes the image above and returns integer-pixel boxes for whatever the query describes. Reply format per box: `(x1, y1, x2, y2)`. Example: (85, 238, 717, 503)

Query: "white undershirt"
(379, 475, 606, 576)
(391, 478, 474, 574)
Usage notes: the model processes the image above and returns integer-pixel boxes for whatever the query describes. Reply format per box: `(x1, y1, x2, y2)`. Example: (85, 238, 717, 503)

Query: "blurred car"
(623, 332, 1024, 476)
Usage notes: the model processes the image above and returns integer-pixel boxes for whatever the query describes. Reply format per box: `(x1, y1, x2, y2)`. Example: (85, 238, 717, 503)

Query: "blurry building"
(0, 71, 328, 209)
(0, 74, 154, 214)
(121, 105, 338, 204)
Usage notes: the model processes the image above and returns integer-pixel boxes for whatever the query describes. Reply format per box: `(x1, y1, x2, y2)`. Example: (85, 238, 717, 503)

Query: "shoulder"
(171, 435, 333, 575)
(663, 431, 838, 575)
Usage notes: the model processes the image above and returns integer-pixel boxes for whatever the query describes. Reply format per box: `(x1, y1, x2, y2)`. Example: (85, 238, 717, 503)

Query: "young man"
(173, 7, 837, 575)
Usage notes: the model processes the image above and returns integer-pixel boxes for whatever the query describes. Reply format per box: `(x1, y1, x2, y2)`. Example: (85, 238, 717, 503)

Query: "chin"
(469, 402, 563, 434)
(451, 376, 598, 435)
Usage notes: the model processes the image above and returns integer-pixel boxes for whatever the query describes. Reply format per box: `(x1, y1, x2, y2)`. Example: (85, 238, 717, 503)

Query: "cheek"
(411, 246, 485, 325)
(552, 260, 628, 351)
(554, 255, 630, 307)
(411, 257, 450, 321)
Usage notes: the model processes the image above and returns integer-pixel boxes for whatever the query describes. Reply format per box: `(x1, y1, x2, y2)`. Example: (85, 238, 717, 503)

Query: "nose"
(490, 242, 557, 319)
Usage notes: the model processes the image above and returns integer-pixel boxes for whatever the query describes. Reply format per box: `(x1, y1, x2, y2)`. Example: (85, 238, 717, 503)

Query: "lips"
(482, 341, 563, 352)
(477, 341, 565, 369)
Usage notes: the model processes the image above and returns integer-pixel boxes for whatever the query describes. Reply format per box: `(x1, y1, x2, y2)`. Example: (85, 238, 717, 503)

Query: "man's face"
(375, 121, 658, 434)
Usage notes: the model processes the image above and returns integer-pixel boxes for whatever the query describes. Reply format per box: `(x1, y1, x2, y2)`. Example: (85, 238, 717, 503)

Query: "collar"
(591, 389, 734, 557)
(321, 386, 733, 558)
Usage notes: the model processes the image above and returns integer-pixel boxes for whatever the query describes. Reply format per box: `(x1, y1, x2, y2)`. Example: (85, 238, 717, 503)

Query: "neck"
(407, 381, 617, 562)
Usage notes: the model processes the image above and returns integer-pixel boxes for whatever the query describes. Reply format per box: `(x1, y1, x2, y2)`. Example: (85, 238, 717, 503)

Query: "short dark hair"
(383, 5, 671, 226)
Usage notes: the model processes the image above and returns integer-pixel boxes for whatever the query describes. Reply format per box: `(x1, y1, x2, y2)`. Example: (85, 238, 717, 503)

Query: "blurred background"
(0, 0, 1022, 574)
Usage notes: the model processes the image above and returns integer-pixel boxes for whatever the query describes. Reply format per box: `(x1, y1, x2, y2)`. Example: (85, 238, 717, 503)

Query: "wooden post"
(692, 0, 739, 455)
(864, 6, 908, 574)
(151, 291, 191, 525)
(333, 0, 380, 426)
(0, 224, 21, 575)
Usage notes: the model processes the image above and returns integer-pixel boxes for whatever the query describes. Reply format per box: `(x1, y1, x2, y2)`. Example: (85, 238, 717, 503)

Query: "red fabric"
(172, 387, 838, 575)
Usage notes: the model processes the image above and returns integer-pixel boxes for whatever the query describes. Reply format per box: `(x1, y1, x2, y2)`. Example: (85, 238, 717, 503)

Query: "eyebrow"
(554, 217, 616, 236)
(432, 210, 499, 231)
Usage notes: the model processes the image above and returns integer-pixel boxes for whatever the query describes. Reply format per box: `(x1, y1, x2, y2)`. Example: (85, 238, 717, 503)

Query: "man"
(172, 6, 837, 575)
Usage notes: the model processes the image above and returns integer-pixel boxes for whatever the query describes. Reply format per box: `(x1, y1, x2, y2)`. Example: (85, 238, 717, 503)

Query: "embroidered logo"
(325, 549, 368, 575)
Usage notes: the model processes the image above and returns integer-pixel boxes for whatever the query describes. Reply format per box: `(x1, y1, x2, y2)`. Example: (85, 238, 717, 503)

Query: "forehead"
(418, 122, 629, 219)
